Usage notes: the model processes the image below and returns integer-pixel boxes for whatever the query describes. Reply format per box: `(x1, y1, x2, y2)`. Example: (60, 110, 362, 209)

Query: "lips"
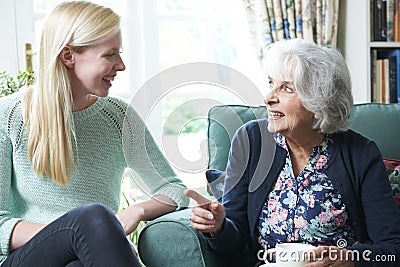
(102, 76, 115, 86)
(269, 110, 285, 119)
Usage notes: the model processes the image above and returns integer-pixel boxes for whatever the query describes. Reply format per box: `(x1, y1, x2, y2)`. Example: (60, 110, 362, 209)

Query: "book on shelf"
(373, 0, 384, 41)
(388, 49, 400, 102)
(387, 0, 395, 41)
(383, 59, 390, 103)
(371, 50, 378, 102)
(375, 59, 384, 103)
(388, 54, 399, 102)
(372, 49, 400, 103)
(382, 0, 388, 40)
(373, 0, 398, 41)
(395, 0, 400, 41)
(377, 58, 382, 102)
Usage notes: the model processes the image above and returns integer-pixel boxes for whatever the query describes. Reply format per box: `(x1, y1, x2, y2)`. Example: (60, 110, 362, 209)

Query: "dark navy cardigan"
(206, 119, 400, 267)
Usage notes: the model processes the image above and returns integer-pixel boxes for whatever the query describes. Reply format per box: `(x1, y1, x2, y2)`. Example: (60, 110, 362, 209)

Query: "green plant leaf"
(0, 70, 36, 98)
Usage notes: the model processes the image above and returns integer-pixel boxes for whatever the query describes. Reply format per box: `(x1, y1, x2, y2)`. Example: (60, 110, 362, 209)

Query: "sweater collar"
(73, 97, 107, 122)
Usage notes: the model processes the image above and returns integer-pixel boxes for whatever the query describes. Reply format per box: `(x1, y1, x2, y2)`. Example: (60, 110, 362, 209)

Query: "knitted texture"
(0, 92, 188, 261)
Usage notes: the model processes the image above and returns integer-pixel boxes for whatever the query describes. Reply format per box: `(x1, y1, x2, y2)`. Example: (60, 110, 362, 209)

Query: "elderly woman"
(185, 38, 400, 267)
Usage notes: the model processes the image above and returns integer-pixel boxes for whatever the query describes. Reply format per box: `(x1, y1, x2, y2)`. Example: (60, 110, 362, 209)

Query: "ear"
(59, 46, 75, 68)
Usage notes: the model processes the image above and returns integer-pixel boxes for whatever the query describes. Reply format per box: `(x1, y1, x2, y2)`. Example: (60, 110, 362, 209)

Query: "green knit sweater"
(0, 92, 188, 261)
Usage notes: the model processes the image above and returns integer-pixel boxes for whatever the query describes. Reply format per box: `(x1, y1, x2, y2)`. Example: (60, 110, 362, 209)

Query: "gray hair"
(264, 38, 353, 134)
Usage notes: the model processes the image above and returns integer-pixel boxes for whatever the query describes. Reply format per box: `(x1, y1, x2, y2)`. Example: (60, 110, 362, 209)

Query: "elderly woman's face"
(264, 76, 315, 135)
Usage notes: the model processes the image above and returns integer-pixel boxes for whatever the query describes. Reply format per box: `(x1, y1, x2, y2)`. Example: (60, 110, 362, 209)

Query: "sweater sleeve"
(349, 140, 400, 267)
(121, 103, 189, 209)
(0, 97, 22, 259)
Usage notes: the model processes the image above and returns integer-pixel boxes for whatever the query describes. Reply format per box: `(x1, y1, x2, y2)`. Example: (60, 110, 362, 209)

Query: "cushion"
(383, 158, 400, 208)
(207, 105, 267, 171)
(138, 209, 224, 267)
(349, 103, 400, 160)
(205, 169, 225, 202)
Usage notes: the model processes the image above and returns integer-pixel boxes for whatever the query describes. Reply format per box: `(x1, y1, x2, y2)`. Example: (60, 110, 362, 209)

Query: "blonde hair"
(23, 1, 121, 185)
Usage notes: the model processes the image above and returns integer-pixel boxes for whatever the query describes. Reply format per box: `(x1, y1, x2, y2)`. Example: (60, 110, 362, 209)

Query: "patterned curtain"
(242, 0, 340, 63)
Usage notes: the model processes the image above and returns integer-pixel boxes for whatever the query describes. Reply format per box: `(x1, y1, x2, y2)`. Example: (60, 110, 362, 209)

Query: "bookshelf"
(338, 0, 400, 104)
(369, 0, 400, 103)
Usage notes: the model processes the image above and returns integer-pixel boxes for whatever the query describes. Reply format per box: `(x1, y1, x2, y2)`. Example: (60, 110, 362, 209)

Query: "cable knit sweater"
(0, 92, 189, 262)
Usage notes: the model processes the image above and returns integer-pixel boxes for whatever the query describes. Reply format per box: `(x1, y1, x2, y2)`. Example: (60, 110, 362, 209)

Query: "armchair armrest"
(138, 209, 224, 267)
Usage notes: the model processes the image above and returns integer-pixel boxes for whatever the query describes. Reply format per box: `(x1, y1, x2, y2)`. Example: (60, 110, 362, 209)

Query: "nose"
(264, 88, 278, 106)
(115, 54, 126, 71)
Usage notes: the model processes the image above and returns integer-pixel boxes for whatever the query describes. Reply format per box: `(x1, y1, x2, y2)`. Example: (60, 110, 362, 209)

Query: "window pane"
(156, 0, 264, 190)
(158, 0, 218, 13)
(158, 20, 209, 69)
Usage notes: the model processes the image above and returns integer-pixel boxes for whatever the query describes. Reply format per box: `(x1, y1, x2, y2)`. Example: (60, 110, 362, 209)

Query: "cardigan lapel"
(248, 145, 286, 247)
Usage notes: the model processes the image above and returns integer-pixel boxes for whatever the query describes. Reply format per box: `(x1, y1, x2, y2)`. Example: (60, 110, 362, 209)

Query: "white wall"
(0, 0, 19, 75)
(337, 0, 370, 103)
(0, 0, 34, 75)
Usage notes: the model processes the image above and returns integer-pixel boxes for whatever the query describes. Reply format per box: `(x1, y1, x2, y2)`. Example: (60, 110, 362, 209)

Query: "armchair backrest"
(207, 103, 400, 171)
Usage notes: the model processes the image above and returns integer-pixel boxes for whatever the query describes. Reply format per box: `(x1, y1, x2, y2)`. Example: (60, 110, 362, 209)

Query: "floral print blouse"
(257, 133, 355, 249)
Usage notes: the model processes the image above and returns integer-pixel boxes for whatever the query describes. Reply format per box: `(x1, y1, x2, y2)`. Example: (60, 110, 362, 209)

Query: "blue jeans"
(2, 203, 141, 267)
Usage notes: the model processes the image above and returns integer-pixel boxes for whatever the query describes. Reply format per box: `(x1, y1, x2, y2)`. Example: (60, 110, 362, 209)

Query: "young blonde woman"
(0, 1, 188, 266)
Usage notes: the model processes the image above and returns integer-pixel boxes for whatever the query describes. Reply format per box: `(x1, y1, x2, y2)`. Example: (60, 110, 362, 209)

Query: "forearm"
(116, 195, 177, 235)
(9, 221, 46, 251)
(131, 195, 177, 221)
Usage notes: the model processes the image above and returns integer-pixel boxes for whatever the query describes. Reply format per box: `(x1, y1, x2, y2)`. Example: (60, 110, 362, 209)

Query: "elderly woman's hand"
(184, 189, 226, 235)
(304, 246, 355, 267)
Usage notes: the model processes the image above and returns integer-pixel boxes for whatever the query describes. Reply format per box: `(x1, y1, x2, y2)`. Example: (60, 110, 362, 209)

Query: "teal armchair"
(138, 103, 400, 267)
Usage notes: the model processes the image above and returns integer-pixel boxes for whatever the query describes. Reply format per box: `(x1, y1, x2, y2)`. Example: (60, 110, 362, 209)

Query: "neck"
(283, 129, 324, 177)
(283, 129, 324, 157)
(72, 94, 98, 112)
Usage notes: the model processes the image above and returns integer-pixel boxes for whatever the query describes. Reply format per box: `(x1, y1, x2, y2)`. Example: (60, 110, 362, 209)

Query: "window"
(154, 0, 264, 189)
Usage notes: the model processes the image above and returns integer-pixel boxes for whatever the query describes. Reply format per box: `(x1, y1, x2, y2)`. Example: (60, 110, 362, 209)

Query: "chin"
(94, 90, 109, 98)
(267, 124, 279, 133)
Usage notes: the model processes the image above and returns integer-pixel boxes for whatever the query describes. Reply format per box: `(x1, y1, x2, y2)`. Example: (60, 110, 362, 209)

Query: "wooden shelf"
(370, 42, 400, 48)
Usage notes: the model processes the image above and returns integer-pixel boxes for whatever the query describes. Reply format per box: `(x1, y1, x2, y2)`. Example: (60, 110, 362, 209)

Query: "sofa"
(138, 103, 400, 267)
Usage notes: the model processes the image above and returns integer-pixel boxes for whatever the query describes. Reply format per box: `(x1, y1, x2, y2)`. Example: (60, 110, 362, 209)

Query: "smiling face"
(67, 31, 125, 99)
(264, 76, 315, 137)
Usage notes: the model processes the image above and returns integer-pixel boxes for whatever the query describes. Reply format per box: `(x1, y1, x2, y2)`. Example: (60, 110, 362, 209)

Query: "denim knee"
(71, 203, 124, 237)
(75, 203, 115, 221)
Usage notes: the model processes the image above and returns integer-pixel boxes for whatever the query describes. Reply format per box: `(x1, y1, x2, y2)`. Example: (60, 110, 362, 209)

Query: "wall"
(337, 0, 370, 103)
(0, 0, 19, 75)
(0, 0, 34, 75)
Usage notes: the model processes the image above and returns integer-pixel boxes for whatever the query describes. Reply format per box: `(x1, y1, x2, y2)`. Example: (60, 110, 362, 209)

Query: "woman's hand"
(304, 246, 355, 267)
(115, 205, 144, 236)
(184, 189, 226, 235)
